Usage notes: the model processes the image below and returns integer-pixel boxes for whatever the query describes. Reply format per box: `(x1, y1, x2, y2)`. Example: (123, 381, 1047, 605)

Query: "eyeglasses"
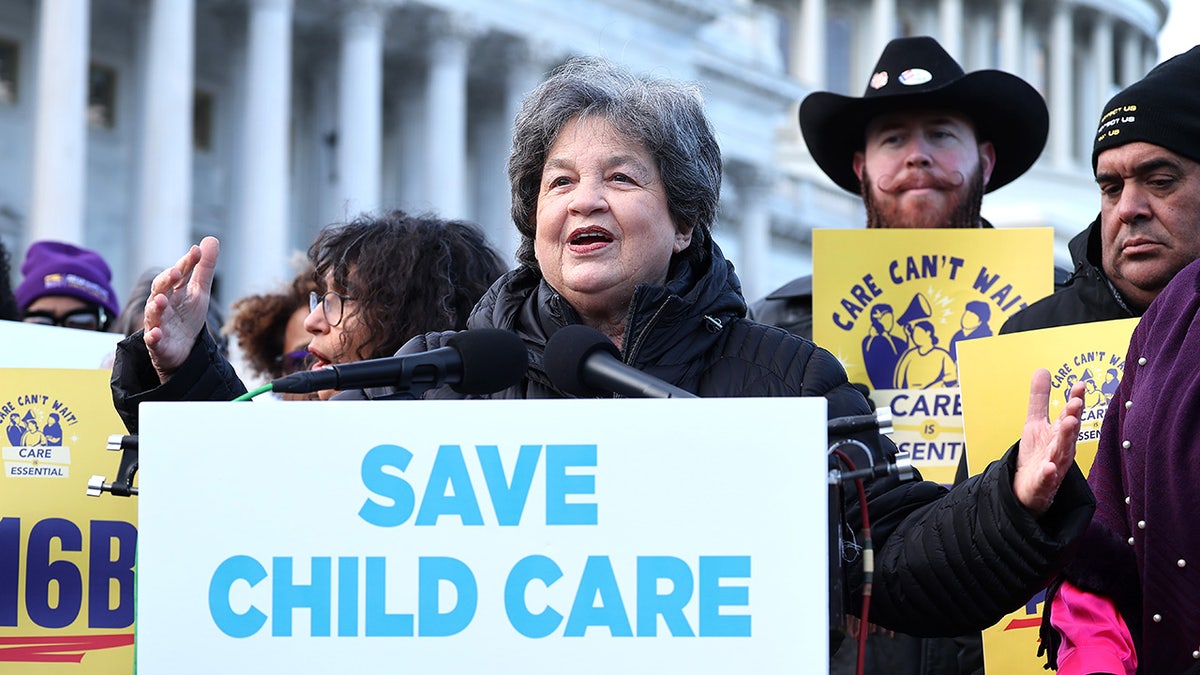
(23, 308, 108, 331)
(275, 349, 312, 375)
(309, 290, 355, 327)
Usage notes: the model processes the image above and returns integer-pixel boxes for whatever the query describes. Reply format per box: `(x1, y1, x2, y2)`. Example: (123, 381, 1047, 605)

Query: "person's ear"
(673, 225, 694, 253)
(978, 141, 996, 186)
(853, 150, 867, 183)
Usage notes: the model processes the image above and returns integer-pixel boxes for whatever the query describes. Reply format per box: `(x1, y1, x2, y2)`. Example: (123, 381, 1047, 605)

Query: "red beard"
(861, 166, 985, 229)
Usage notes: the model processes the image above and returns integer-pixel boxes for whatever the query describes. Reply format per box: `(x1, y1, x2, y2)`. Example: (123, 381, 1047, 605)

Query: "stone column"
(797, 0, 826, 88)
(938, 0, 962, 60)
(1091, 12, 1115, 153)
(1119, 27, 1141, 86)
(424, 13, 478, 220)
(480, 40, 551, 262)
(29, 0, 91, 244)
(998, 0, 1022, 75)
(338, 2, 386, 217)
(393, 77, 427, 210)
(136, 0, 195, 271)
(967, 12, 991, 72)
(730, 164, 773, 304)
(1048, 2, 1073, 168)
(235, 0, 293, 294)
(1021, 23, 1043, 91)
(321, 60, 347, 228)
(871, 0, 897, 55)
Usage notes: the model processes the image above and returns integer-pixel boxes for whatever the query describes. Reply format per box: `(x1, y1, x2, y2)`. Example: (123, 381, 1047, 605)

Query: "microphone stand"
(87, 434, 139, 498)
(828, 408, 912, 483)
(826, 407, 911, 673)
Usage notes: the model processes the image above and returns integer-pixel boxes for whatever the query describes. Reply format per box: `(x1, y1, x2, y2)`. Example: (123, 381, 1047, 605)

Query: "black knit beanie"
(1092, 44, 1200, 172)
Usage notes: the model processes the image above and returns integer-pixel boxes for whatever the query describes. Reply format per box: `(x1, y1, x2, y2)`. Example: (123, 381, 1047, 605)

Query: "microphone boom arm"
(87, 434, 139, 498)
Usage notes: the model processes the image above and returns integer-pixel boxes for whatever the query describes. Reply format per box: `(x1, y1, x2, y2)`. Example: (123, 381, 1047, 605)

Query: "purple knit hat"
(15, 241, 121, 317)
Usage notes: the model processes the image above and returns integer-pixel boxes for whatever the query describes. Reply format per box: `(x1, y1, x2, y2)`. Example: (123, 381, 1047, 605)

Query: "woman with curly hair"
(228, 268, 318, 381)
(303, 211, 507, 372)
(109, 210, 508, 425)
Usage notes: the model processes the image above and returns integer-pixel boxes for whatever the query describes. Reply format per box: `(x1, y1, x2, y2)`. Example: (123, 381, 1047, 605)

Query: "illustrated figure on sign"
(43, 413, 63, 446)
(6, 413, 22, 447)
(861, 303, 908, 389)
(1101, 368, 1120, 402)
(1080, 369, 1107, 409)
(896, 292, 933, 343)
(948, 300, 993, 361)
(20, 412, 45, 447)
(893, 320, 958, 389)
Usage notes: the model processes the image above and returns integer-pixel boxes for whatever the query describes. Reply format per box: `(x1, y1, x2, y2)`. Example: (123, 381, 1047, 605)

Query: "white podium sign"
(138, 397, 829, 673)
(0, 319, 121, 368)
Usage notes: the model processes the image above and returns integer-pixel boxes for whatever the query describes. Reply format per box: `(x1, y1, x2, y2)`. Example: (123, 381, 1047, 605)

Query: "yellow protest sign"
(813, 228, 1054, 484)
(0, 369, 135, 673)
(957, 317, 1139, 673)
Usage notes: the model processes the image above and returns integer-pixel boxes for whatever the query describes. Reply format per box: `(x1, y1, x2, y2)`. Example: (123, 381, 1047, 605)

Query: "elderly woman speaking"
(407, 56, 1094, 652)
(436, 56, 864, 404)
(111, 53, 1092, 653)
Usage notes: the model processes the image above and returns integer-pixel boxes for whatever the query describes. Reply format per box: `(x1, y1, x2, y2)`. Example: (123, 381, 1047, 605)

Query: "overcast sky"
(1157, 1, 1198, 63)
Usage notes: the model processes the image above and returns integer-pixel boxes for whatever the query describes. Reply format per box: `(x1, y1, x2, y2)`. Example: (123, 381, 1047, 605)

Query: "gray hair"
(507, 56, 721, 271)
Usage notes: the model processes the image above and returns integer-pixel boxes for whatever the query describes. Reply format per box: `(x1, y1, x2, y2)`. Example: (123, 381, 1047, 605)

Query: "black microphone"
(271, 328, 529, 396)
(827, 407, 893, 437)
(543, 324, 697, 399)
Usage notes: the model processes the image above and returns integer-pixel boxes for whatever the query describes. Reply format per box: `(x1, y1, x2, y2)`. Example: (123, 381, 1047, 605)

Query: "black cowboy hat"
(799, 35, 1048, 194)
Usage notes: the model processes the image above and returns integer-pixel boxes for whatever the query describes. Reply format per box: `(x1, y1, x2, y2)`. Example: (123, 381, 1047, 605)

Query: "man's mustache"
(875, 168, 966, 193)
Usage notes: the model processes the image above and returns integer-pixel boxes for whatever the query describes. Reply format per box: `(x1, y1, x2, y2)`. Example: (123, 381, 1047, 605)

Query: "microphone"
(543, 324, 697, 399)
(827, 406, 911, 483)
(827, 407, 893, 437)
(271, 328, 529, 396)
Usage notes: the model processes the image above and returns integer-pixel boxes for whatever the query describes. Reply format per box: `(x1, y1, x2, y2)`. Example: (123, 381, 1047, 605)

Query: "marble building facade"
(0, 0, 1169, 309)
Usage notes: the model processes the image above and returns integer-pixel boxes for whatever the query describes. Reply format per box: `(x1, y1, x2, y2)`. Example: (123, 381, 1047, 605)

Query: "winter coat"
(748, 273, 816, 339)
(1000, 216, 1138, 334)
(426, 244, 867, 405)
(1041, 258, 1200, 674)
(109, 241, 1093, 641)
(381, 241, 1096, 638)
(110, 324, 245, 434)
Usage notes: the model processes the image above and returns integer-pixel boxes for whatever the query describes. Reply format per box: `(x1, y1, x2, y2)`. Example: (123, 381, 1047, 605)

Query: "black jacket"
(1000, 216, 1138, 334)
(432, 244, 867, 404)
(748, 273, 815, 339)
(742, 226, 1092, 640)
(422, 242, 1094, 636)
(110, 325, 245, 434)
(109, 241, 1093, 639)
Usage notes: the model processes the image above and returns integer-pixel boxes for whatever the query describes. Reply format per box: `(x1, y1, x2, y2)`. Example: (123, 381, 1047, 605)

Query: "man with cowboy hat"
(751, 36, 1058, 674)
(751, 34, 1055, 338)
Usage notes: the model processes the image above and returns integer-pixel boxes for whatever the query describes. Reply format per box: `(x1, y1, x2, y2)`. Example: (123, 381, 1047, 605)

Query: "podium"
(137, 397, 829, 673)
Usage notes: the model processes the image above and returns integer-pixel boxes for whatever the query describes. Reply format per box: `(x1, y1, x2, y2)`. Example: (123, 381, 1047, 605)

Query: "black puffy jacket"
(409, 242, 1095, 636)
(110, 325, 245, 434)
(436, 243, 869, 407)
(110, 241, 1093, 639)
